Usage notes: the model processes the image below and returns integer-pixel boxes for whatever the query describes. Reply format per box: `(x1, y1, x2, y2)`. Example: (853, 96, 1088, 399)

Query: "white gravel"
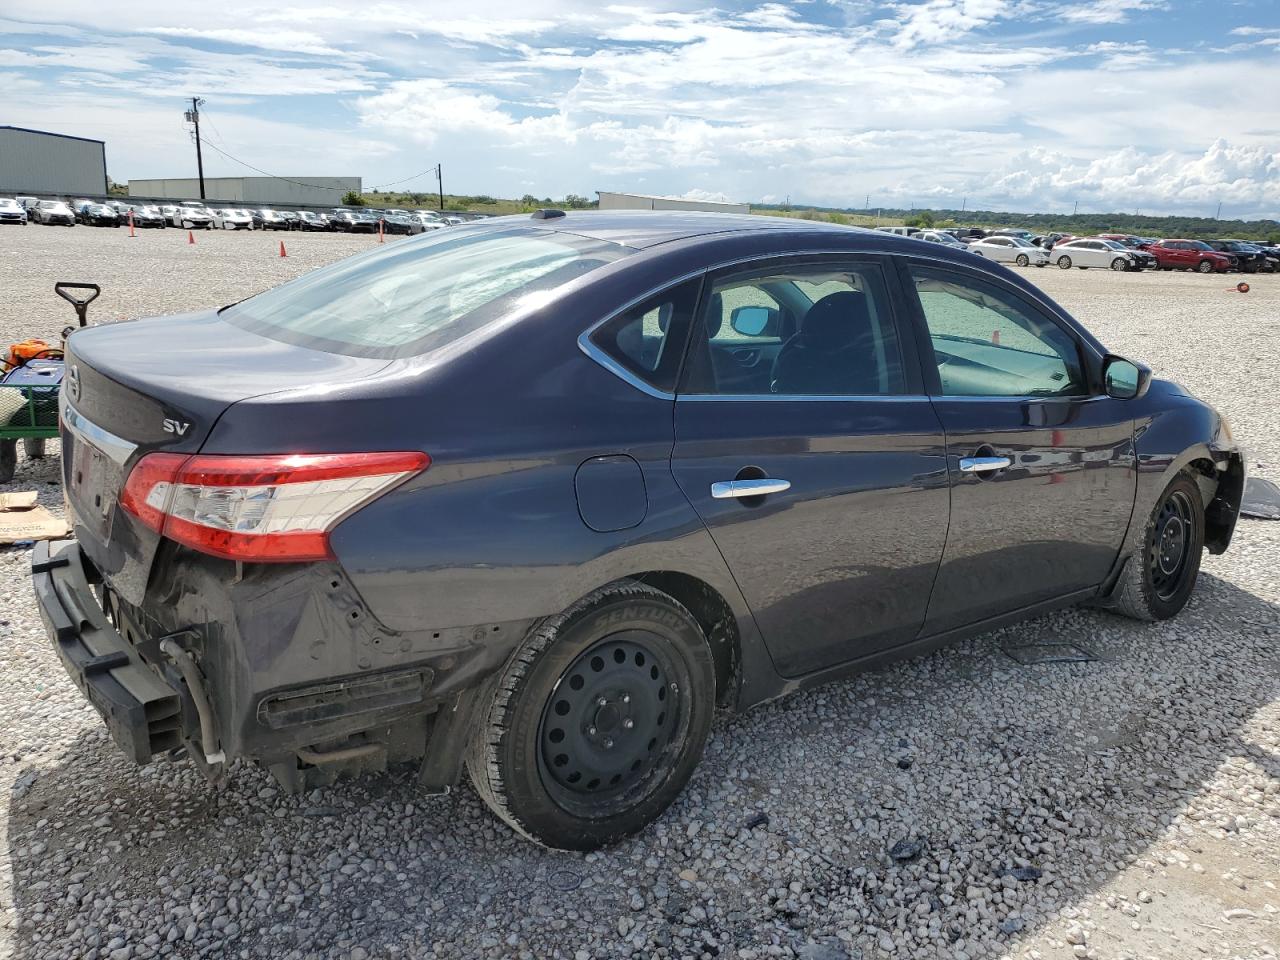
(1, 225, 1277, 960)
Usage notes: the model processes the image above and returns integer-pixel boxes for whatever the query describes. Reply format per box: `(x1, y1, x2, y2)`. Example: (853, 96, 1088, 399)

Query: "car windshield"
(0, 199, 19, 208)
(1188, 241, 1213, 251)
(223, 227, 632, 358)
(1100, 240, 1127, 250)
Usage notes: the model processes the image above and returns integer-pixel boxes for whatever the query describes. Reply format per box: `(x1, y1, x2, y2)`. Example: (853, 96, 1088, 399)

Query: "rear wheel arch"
(628, 571, 742, 709)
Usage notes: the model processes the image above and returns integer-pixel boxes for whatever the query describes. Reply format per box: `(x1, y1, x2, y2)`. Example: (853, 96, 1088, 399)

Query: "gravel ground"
(1, 225, 1277, 960)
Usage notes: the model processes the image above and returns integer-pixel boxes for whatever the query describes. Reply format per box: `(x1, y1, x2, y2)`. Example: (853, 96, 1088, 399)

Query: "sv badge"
(163, 418, 192, 436)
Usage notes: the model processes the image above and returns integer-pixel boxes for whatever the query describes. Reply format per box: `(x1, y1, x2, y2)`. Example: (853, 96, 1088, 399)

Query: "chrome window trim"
(62, 401, 137, 465)
(677, 393, 930, 403)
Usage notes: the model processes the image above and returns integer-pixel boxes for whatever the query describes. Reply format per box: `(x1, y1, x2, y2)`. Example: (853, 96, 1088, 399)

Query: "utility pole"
(865, 194, 870, 210)
(435, 164, 444, 211)
(1215, 200, 1222, 220)
(961, 197, 966, 213)
(1072, 200, 1078, 216)
(183, 97, 206, 200)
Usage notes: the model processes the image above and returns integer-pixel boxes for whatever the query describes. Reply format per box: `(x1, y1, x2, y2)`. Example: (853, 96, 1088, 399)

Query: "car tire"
(1015, 254, 1029, 267)
(1197, 260, 1214, 274)
(1057, 255, 1072, 269)
(1111, 258, 1128, 272)
(466, 580, 716, 851)
(1110, 471, 1205, 622)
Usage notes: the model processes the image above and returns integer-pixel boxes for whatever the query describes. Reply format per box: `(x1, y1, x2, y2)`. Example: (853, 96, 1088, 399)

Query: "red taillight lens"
(120, 451, 429, 562)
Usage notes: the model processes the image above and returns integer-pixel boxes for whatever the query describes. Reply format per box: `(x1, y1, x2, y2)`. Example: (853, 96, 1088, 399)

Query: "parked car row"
(891, 225, 1279, 274)
(3, 196, 472, 236)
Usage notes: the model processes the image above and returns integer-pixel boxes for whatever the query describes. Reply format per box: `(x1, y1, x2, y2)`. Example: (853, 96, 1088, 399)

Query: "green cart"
(0, 283, 96, 483)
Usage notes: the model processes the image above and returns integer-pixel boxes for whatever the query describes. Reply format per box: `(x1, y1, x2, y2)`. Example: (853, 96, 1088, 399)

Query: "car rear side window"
(588, 278, 702, 394)
(223, 227, 631, 358)
(909, 266, 1086, 398)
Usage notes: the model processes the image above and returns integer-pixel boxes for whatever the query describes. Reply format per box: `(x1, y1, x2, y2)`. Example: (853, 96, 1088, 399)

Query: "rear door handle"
(959, 456, 1012, 473)
(710, 478, 791, 499)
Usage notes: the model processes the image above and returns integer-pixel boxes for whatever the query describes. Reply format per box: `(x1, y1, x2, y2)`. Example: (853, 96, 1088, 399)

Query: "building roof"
(0, 125, 105, 146)
(486, 209, 860, 249)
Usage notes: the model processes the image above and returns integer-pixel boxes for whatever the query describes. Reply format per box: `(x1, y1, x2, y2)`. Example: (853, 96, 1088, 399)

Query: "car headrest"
(800, 291, 869, 347)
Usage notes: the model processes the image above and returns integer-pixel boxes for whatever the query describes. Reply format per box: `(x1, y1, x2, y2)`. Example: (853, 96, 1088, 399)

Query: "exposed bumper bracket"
(31, 539, 183, 764)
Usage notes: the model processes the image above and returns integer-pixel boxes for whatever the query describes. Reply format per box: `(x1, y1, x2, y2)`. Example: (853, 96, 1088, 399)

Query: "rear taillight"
(120, 451, 429, 562)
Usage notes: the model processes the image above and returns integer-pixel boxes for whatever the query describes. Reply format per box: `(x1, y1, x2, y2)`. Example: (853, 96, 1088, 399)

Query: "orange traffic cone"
(279, 240, 287, 258)
(187, 230, 195, 245)
(378, 218, 385, 244)
(128, 210, 136, 238)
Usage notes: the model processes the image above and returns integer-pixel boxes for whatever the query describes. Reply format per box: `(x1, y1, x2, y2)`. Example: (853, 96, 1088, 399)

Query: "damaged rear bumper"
(32, 539, 183, 763)
(31, 538, 518, 793)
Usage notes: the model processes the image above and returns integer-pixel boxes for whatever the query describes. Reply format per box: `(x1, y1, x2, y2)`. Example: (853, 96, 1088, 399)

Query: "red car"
(1147, 239, 1233, 273)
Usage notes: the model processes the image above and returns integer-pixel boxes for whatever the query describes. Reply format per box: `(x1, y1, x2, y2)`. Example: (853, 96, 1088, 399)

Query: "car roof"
(479, 210, 861, 250)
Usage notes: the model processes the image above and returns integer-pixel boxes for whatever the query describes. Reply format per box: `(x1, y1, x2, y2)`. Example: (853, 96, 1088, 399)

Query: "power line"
(196, 137, 354, 193)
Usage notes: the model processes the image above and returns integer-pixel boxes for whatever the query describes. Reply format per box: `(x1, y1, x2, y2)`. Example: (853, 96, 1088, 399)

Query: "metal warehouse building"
(597, 190, 749, 214)
(128, 176, 361, 207)
(0, 126, 109, 196)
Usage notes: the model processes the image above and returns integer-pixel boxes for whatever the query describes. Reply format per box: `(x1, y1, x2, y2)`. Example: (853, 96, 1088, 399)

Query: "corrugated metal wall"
(127, 177, 362, 207)
(0, 127, 107, 196)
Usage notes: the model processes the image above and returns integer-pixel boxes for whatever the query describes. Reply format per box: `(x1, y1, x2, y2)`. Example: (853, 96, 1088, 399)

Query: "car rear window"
(223, 227, 630, 358)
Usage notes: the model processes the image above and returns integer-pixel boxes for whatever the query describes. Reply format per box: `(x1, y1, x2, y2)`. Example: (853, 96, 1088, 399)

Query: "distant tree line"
(753, 202, 1280, 243)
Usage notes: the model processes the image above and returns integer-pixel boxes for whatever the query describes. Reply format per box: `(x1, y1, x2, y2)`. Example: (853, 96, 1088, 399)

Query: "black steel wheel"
(1109, 471, 1205, 621)
(467, 581, 715, 850)
(537, 632, 687, 817)
(1149, 488, 1196, 603)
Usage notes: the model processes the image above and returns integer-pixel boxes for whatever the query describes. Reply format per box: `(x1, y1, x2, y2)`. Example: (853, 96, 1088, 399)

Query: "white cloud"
(142, 27, 345, 57)
(1058, 0, 1166, 25)
(975, 140, 1279, 213)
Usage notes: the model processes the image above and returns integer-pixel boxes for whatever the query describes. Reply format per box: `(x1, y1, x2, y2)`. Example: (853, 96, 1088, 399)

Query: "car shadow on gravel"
(6, 571, 1278, 959)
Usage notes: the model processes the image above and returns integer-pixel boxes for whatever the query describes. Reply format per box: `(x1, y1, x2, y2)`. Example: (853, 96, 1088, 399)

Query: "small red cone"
(187, 230, 195, 245)
(279, 240, 287, 258)
(128, 210, 136, 238)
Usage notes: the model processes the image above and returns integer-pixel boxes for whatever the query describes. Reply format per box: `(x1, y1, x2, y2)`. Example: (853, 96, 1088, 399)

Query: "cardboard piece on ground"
(0, 492, 68, 543)
(0, 491, 38, 510)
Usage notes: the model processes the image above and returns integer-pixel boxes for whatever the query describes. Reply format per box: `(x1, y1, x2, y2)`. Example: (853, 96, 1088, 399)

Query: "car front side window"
(909, 266, 1086, 398)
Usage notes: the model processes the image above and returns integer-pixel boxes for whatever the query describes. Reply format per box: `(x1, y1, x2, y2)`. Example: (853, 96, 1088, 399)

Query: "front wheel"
(466, 581, 716, 850)
(1015, 253, 1029, 267)
(1110, 471, 1205, 621)
(1057, 255, 1072, 269)
(1197, 260, 1214, 274)
(1111, 257, 1129, 272)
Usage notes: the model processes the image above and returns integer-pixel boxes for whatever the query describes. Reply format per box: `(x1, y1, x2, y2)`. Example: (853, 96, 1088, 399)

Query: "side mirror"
(729, 305, 777, 337)
(1103, 355, 1152, 399)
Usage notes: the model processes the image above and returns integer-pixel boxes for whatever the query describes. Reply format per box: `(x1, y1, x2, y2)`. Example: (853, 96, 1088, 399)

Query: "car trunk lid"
(62, 309, 392, 603)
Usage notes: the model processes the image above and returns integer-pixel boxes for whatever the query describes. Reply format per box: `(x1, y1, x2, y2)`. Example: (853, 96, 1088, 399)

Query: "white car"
(163, 204, 214, 229)
(409, 213, 444, 231)
(968, 236, 1050, 267)
(211, 207, 254, 230)
(0, 197, 28, 225)
(1050, 237, 1140, 272)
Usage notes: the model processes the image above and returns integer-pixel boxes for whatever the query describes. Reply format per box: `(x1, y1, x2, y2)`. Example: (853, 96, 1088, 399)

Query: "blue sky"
(2, 0, 1278, 217)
